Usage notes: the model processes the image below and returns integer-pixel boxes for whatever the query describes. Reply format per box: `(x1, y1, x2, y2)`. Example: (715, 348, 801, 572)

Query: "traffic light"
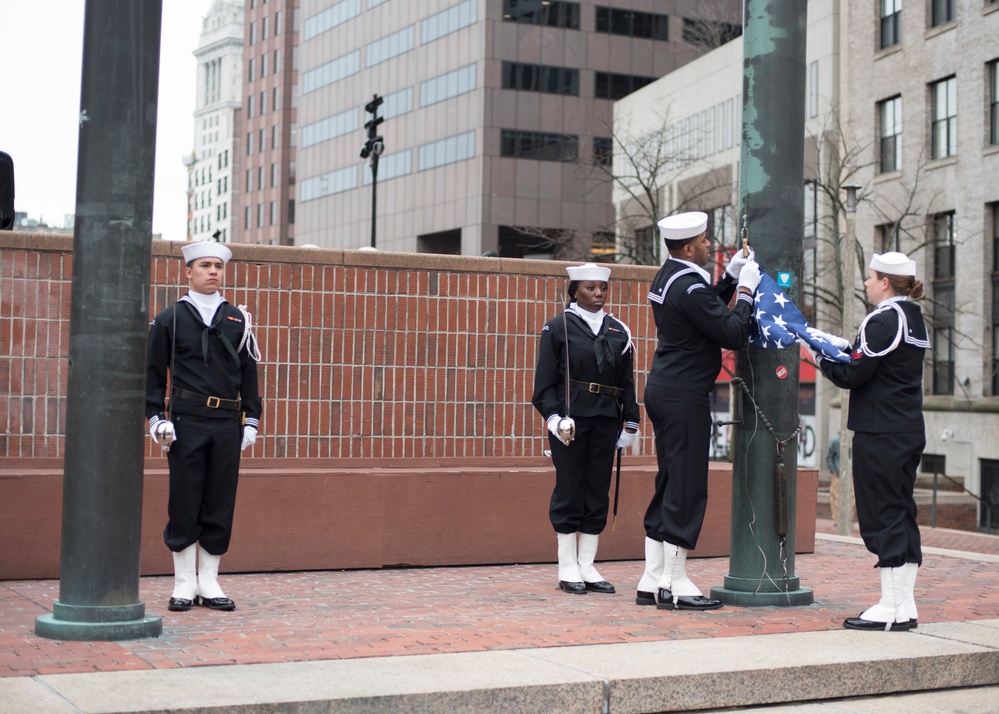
(360, 94, 385, 159)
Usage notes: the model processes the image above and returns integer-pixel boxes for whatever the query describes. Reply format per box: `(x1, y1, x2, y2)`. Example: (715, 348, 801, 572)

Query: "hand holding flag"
(748, 273, 851, 363)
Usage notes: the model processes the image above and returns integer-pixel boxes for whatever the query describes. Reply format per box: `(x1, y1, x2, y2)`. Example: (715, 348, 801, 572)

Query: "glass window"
(417, 131, 476, 171)
(502, 62, 579, 96)
(299, 166, 357, 202)
(500, 130, 578, 161)
(303, 0, 361, 41)
(931, 77, 957, 159)
(274, 49, 281, 73)
(992, 205, 999, 394)
(931, 211, 956, 394)
(420, 64, 476, 107)
(932, 288, 955, 395)
(595, 6, 668, 41)
(501, 1, 580, 29)
(302, 50, 360, 93)
(990, 60, 999, 145)
(366, 26, 415, 67)
(592, 137, 613, 166)
(931, 0, 955, 27)
(422, 0, 477, 44)
(878, 223, 901, 253)
(301, 107, 358, 148)
(593, 72, 656, 100)
(881, 0, 901, 49)
(933, 211, 956, 279)
(248, 58, 254, 82)
(364, 150, 413, 184)
(261, 53, 268, 78)
(879, 96, 901, 173)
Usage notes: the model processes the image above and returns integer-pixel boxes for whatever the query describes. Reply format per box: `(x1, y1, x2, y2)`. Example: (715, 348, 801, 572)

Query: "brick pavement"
(2, 526, 997, 680)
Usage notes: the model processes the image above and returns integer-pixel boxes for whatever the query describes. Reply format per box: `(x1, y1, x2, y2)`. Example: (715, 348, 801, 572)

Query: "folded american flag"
(748, 272, 851, 363)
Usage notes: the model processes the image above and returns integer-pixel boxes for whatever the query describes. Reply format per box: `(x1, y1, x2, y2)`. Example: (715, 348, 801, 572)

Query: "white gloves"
(241, 426, 257, 452)
(546, 415, 571, 445)
(737, 259, 762, 292)
(149, 420, 175, 450)
(796, 337, 820, 361)
(725, 247, 756, 279)
(806, 327, 852, 352)
(616, 429, 638, 450)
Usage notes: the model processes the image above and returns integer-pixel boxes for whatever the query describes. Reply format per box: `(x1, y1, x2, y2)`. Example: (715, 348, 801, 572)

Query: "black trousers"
(548, 415, 619, 534)
(164, 412, 243, 555)
(852, 430, 924, 568)
(643, 384, 711, 550)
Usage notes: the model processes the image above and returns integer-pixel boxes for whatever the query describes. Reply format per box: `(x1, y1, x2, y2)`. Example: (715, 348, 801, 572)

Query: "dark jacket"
(646, 260, 754, 393)
(146, 299, 262, 427)
(819, 299, 927, 434)
(532, 310, 640, 426)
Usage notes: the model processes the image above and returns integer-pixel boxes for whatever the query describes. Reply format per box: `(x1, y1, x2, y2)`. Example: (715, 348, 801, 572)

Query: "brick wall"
(0, 232, 661, 460)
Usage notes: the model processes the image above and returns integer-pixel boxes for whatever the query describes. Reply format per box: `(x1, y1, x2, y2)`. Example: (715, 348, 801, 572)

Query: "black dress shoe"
(909, 618, 918, 629)
(558, 580, 587, 594)
(675, 595, 723, 610)
(636, 590, 656, 606)
(584, 580, 616, 594)
(656, 588, 675, 610)
(168, 597, 193, 612)
(195, 595, 236, 611)
(843, 615, 910, 631)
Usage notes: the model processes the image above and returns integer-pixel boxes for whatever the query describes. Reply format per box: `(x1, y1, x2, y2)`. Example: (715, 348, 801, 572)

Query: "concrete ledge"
(0, 458, 817, 580)
(4, 620, 997, 713)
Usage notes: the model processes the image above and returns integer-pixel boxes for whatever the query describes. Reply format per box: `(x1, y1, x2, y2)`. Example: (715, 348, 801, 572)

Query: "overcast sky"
(0, 0, 213, 241)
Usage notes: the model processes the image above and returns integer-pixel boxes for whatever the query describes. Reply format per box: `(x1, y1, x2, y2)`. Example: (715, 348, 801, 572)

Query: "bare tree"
(572, 101, 736, 266)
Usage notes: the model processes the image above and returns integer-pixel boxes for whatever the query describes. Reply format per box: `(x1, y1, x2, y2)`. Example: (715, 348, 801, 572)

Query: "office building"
(294, 0, 741, 256)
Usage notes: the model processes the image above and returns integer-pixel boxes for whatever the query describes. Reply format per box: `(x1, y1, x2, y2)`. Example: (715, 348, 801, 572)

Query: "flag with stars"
(749, 273, 851, 363)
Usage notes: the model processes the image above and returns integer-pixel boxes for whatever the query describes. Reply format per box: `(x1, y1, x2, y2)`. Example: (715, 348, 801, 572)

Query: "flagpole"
(710, 0, 813, 607)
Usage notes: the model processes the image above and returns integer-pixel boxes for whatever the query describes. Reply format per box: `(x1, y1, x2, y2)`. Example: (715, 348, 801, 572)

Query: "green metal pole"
(35, 0, 163, 640)
(711, 0, 813, 606)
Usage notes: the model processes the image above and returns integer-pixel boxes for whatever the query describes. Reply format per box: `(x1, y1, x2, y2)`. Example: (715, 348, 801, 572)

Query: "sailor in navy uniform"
(639, 212, 760, 611)
(146, 241, 262, 612)
(814, 251, 929, 632)
(532, 263, 641, 595)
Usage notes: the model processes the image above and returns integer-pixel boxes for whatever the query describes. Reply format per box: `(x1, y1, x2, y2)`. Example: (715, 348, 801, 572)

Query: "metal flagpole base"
(35, 601, 162, 641)
(711, 576, 814, 607)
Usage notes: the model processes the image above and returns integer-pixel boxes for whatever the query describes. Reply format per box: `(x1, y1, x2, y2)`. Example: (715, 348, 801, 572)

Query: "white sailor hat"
(657, 211, 709, 242)
(182, 241, 232, 265)
(869, 251, 916, 277)
(566, 262, 611, 282)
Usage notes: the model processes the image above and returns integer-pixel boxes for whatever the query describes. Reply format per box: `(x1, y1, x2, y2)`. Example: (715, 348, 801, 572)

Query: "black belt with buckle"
(173, 388, 241, 411)
(569, 379, 623, 398)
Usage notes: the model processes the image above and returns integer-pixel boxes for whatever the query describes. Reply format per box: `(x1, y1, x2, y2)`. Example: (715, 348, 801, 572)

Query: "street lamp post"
(836, 183, 862, 537)
(361, 94, 384, 249)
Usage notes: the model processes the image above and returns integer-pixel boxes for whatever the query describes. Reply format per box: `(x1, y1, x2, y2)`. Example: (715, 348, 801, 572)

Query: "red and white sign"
(775, 365, 788, 380)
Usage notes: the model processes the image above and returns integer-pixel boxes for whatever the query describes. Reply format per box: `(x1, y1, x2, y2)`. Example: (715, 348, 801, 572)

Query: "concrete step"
(4, 620, 998, 713)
